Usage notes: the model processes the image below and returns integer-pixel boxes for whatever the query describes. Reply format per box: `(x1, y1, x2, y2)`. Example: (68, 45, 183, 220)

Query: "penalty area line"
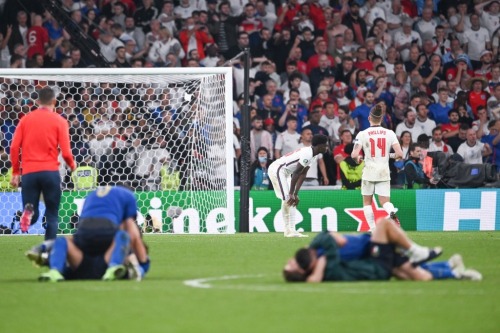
(183, 275, 486, 295)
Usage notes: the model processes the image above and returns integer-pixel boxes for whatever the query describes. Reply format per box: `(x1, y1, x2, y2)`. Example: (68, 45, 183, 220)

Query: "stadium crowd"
(0, 0, 500, 191)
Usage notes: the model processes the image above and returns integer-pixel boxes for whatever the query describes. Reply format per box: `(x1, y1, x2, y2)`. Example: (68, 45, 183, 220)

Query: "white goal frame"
(0, 67, 235, 234)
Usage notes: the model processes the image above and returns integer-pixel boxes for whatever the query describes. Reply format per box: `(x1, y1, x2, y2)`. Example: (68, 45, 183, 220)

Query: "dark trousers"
(21, 171, 61, 240)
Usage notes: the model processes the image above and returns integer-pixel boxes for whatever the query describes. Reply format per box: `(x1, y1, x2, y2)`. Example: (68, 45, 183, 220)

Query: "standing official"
(10, 87, 76, 239)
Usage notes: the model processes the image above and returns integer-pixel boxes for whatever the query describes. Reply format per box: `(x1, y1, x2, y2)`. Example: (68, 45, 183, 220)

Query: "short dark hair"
(408, 142, 420, 153)
(38, 87, 55, 105)
(312, 134, 328, 146)
(283, 268, 306, 282)
(448, 109, 459, 117)
(295, 248, 313, 272)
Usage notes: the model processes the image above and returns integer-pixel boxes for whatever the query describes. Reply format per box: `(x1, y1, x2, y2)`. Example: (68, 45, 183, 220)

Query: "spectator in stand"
(441, 109, 461, 140)
(487, 83, 500, 119)
(112, 46, 130, 67)
(350, 90, 375, 131)
(309, 85, 333, 112)
(148, 26, 184, 66)
(8, 10, 29, 55)
(481, 120, 500, 169)
(448, 123, 470, 153)
(416, 103, 436, 137)
(475, 50, 494, 79)
(457, 128, 492, 164)
(472, 106, 490, 139)
(428, 126, 454, 157)
(156, 1, 176, 36)
(250, 115, 274, 163)
(282, 72, 312, 107)
(134, 0, 159, 33)
(111, 1, 127, 28)
(286, 46, 308, 74)
(342, 2, 367, 46)
(178, 17, 213, 61)
(468, 77, 491, 119)
(445, 54, 474, 87)
(124, 16, 146, 50)
(463, 13, 491, 69)
(275, 0, 300, 32)
(309, 55, 335, 97)
(332, 81, 351, 108)
(395, 108, 424, 139)
(256, 0, 277, 31)
(395, 19, 421, 62)
(26, 15, 49, 61)
(278, 91, 308, 132)
(302, 106, 329, 136)
(274, 116, 301, 159)
(97, 31, 124, 63)
(240, 3, 263, 42)
(208, 1, 244, 59)
(333, 129, 354, 186)
(306, 38, 335, 75)
(145, 19, 162, 46)
(429, 87, 453, 125)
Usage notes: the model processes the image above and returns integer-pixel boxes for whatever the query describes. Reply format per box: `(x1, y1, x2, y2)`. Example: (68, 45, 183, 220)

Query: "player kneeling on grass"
(283, 218, 447, 282)
(26, 186, 149, 282)
(268, 134, 329, 238)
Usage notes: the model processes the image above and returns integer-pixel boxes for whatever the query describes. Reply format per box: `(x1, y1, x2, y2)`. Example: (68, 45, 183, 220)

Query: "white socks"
(363, 205, 375, 231)
(282, 201, 292, 233)
(382, 202, 396, 215)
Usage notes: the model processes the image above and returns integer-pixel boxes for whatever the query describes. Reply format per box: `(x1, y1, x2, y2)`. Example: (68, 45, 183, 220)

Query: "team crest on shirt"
(303, 159, 309, 164)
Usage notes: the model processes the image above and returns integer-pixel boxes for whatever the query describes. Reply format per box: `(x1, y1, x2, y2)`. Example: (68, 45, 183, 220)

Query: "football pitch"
(1, 232, 499, 333)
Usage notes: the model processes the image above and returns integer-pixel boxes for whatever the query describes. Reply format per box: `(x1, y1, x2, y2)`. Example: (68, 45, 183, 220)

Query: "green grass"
(1, 232, 499, 333)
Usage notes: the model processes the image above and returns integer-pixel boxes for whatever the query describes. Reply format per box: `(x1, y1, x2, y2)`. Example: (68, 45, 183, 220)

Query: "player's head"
(311, 134, 329, 154)
(368, 104, 383, 125)
(283, 248, 314, 282)
(37, 87, 56, 107)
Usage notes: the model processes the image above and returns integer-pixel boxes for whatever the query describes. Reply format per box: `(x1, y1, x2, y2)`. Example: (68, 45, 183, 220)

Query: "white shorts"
(268, 162, 291, 201)
(361, 180, 391, 197)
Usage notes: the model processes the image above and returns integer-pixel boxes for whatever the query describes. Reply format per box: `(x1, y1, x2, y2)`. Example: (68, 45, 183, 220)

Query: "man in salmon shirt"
(10, 87, 76, 239)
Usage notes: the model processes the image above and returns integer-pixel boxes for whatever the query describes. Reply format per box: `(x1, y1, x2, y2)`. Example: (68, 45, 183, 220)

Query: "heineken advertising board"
(0, 189, 498, 234)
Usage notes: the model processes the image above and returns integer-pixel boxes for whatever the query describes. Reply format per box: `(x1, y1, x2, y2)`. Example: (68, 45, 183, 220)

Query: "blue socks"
(420, 261, 456, 279)
(49, 237, 68, 273)
(109, 230, 130, 267)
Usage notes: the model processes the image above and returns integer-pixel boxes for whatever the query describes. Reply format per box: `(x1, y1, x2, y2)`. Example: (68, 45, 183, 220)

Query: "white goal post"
(0, 67, 234, 234)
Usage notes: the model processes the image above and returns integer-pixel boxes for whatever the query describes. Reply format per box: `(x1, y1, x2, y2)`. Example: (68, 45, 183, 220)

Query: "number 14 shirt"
(354, 126, 398, 181)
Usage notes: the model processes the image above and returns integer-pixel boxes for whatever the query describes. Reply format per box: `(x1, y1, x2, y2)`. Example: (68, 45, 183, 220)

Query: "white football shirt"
(271, 146, 319, 176)
(354, 126, 399, 181)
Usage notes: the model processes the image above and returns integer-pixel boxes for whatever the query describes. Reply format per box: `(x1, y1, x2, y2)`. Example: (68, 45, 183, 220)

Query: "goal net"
(0, 68, 234, 235)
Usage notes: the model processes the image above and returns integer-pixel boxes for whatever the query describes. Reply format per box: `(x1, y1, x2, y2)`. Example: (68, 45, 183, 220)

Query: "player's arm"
(390, 142, 404, 160)
(318, 158, 329, 185)
(328, 232, 347, 247)
(351, 141, 363, 164)
(9, 120, 24, 187)
(306, 256, 326, 283)
(288, 164, 309, 206)
(59, 119, 76, 171)
(123, 218, 148, 263)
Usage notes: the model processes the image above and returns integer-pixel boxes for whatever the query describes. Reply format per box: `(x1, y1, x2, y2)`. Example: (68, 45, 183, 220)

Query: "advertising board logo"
(344, 196, 390, 232)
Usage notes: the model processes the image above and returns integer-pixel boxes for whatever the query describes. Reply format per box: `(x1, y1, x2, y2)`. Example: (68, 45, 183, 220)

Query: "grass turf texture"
(1, 232, 499, 333)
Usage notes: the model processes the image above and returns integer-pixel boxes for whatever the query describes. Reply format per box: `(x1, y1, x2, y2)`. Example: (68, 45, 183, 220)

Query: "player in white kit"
(351, 105, 404, 231)
(268, 134, 329, 237)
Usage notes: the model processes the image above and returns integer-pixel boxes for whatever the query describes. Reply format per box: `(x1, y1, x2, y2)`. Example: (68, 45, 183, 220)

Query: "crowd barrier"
(1, 188, 498, 234)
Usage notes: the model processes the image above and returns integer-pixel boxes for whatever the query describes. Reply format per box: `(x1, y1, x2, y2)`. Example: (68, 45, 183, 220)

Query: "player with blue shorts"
(27, 186, 149, 282)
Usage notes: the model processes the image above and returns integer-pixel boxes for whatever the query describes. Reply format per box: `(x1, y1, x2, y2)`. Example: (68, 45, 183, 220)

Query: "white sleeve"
(297, 148, 313, 167)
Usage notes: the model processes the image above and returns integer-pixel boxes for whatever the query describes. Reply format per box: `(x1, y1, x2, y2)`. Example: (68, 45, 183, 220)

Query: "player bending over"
(26, 186, 149, 282)
(283, 218, 445, 282)
(351, 104, 403, 231)
(268, 134, 329, 237)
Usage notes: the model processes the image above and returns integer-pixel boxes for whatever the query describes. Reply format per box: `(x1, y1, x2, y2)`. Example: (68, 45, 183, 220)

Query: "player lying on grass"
(283, 217, 445, 282)
(313, 231, 482, 281)
(268, 134, 330, 238)
(26, 186, 149, 282)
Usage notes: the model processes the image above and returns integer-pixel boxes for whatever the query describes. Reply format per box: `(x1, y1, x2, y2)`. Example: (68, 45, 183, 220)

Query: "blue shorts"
(64, 255, 108, 280)
(74, 218, 118, 256)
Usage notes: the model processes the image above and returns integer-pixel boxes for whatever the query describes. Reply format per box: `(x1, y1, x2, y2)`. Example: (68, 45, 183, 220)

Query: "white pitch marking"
(183, 274, 486, 295)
